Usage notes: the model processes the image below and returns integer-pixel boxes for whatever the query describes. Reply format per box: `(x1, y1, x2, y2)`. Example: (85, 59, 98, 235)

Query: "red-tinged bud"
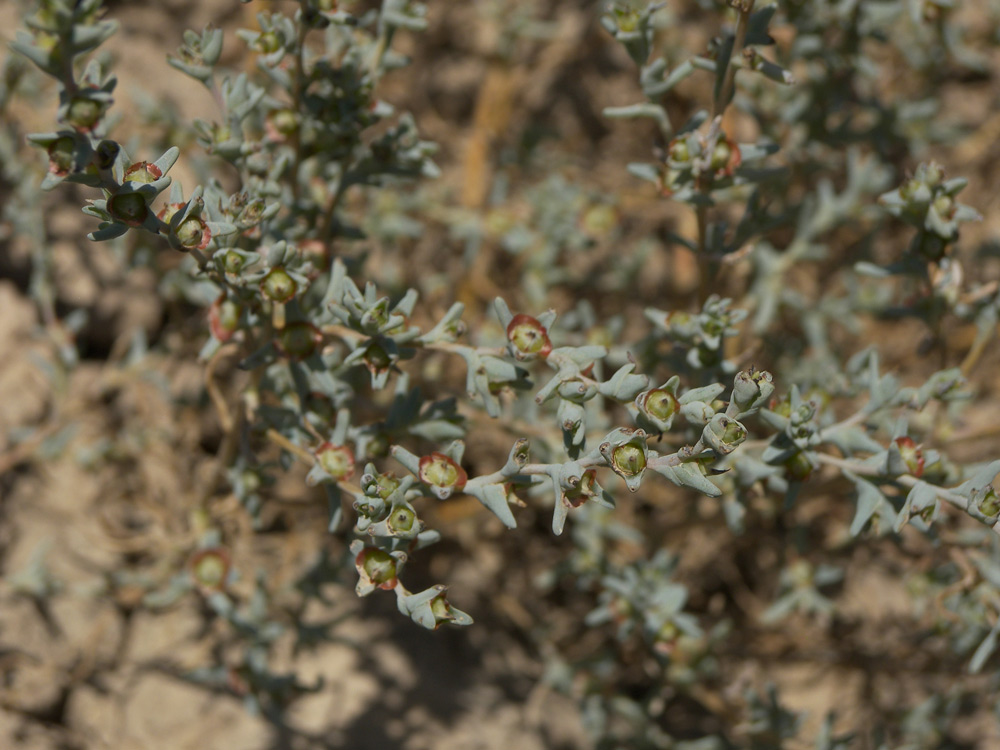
(355, 547, 398, 593)
(175, 216, 211, 251)
(710, 135, 741, 177)
(419, 452, 468, 497)
(47, 136, 76, 176)
(506, 314, 552, 360)
(894, 437, 925, 478)
(266, 108, 299, 141)
(315, 442, 355, 481)
(189, 547, 231, 593)
(209, 296, 241, 342)
(124, 161, 163, 184)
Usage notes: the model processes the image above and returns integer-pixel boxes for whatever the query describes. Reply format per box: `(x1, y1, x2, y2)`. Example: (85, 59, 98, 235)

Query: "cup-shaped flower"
(397, 585, 473, 629)
(893, 437, 925, 478)
(189, 547, 231, 594)
(208, 296, 241, 342)
(46, 135, 78, 176)
(107, 190, 150, 227)
(261, 266, 298, 303)
(564, 469, 600, 508)
(976, 486, 1000, 519)
(124, 161, 164, 184)
(599, 428, 648, 492)
(702, 414, 748, 456)
(730, 368, 775, 416)
(276, 322, 323, 360)
(783, 450, 814, 481)
(354, 546, 399, 596)
(314, 442, 355, 482)
(419, 452, 468, 499)
(709, 133, 742, 177)
(506, 314, 552, 361)
(637, 380, 680, 432)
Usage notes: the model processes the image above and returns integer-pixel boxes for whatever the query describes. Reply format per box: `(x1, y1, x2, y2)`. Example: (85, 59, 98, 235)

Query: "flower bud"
(976, 486, 1000, 519)
(612, 443, 647, 476)
(276, 321, 323, 360)
(932, 194, 954, 219)
(710, 135, 741, 177)
(107, 191, 149, 227)
(124, 161, 163, 184)
(731, 368, 774, 415)
(223, 250, 247, 275)
(639, 388, 679, 426)
(506, 314, 552, 360)
(94, 140, 120, 171)
(47, 136, 77, 175)
(66, 95, 104, 132)
(261, 267, 298, 303)
(175, 216, 211, 250)
(600, 428, 648, 492)
(387, 505, 417, 534)
(255, 30, 284, 54)
(783, 451, 814, 481)
(564, 469, 599, 508)
(702, 414, 748, 455)
(668, 137, 691, 164)
(266, 108, 299, 140)
(894, 437, 925, 478)
(209, 296, 241, 342)
(354, 547, 398, 595)
(419, 452, 468, 498)
(315, 442, 355, 481)
(189, 547, 231, 594)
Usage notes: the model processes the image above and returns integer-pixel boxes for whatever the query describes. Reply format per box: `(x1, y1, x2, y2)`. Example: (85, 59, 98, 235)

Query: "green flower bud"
(66, 96, 103, 131)
(355, 547, 398, 593)
(209, 296, 241, 342)
(506, 314, 552, 360)
(669, 137, 691, 164)
(419, 452, 468, 497)
(932, 194, 954, 219)
(977, 486, 1000, 518)
(315, 442, 355, 480)
(613, 443, 646, 476)
(731, 368, 775, 415)
(190, 548, 231, 593)
(276, 321, 323, 360)
(388, 506, 416, 533)
(175, 216, 210, 251)
(644, 388, 679, 421)
(224, 250, 246, 275)
(922, 162, 944, 188)
(894, 437, 924, 478)
(261, 267, 298, 303)
(702, 414, 747, 455)
(255, 30, 284, 54)
(784, 451, 814, 481)
(47, 136, 76, 175)
(107, 191, 149, 227)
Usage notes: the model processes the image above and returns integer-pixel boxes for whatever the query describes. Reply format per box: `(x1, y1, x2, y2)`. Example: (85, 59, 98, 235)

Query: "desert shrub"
(4, 0, 1000, 746)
